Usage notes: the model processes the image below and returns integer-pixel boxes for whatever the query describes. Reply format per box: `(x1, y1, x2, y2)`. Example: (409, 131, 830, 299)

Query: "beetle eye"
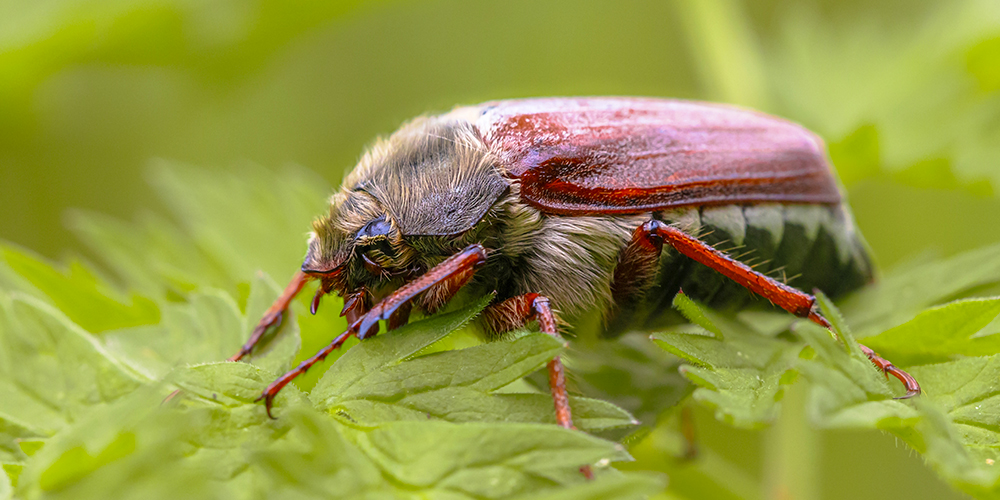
(356, 216, 392, 240)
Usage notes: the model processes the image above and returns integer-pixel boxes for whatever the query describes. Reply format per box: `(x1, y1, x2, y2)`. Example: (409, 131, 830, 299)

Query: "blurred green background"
(2, 0, 999, 498)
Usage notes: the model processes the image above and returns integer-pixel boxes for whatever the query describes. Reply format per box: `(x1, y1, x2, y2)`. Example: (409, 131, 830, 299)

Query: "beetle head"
(299, 115, 509, 314)
(302, 189, 417, 304)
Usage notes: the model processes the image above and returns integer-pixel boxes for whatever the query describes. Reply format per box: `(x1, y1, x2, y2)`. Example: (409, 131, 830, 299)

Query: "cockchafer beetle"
(231, 98, 919, 469)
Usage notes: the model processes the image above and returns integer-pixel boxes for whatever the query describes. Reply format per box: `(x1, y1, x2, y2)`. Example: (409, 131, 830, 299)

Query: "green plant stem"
(672, 0, 770, 109)
(763, 382, 818, 500)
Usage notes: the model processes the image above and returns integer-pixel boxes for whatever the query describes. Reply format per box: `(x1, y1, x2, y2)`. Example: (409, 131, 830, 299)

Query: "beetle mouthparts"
(310, 288, 324, 315)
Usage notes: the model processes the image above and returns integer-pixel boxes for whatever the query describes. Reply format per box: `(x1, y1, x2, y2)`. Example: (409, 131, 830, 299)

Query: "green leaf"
(67, 163, 330, 297)
(66, 210, 233, 298)
(17, 386, 222, 500)
(255, 407, 640, 500)
(861, 297, 1000, 365)
(840, 242, 1000, 338)
(310, 295, 493, 409)
(797, 298, 1000, 496)
(795, 321, 918, 428)
(238, 272, 301, 375)
(652, 293, 803, 428)
(907, 359, 1000, 493)
(507, 471, 666, 500)
(310, 296, 636, 435)
(348, 420, 630, 489)
(0, 467, 9, 500)
(100, 290, 246, 380)
(147, 163, 330, 288)
(0, 293, 146, 422)
(567, 333, 691, 433)
(0, 246, 160, 333)
(967, 36, 1000, 92)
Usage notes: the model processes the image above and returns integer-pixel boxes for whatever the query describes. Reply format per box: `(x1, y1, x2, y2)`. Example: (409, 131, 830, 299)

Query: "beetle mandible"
(231, 97, 920, 433)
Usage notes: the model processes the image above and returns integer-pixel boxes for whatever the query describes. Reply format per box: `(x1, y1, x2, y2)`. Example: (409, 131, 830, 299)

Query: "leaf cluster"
(653, 248, 1000, 498)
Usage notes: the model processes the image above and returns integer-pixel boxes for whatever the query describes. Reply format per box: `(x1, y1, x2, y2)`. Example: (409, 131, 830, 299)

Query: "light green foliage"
(653, 293, 803, 429)
(310, 297, 634, 435)
(653, 275, 1000, 498)
(0, 248, 159, 333)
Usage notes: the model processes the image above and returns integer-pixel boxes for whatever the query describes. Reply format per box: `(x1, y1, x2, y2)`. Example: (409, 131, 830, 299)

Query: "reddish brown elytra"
(231, 97, 919, 474)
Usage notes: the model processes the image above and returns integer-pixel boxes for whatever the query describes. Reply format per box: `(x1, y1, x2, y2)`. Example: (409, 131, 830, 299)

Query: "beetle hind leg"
(625, 219, 922, 398)
(859, 344, 921, 399)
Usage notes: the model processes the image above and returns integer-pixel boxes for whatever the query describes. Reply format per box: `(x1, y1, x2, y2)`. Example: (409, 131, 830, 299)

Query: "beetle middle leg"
(483, 292, 594, 479)
(619, 219, 921, 398)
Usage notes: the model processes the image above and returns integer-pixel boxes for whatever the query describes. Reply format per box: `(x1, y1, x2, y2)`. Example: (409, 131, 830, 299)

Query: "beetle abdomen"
(606, 203, 873, 335)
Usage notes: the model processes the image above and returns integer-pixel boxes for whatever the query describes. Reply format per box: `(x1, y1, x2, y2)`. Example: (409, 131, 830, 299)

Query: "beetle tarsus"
(859, 343, 922, 399)
(256, 330, 355, 419)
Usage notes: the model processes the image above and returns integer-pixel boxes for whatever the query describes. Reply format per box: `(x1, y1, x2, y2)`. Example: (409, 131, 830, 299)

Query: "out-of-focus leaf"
(18, 385, 241, 500)
(652, 293, 802, 429)
(68, 163, 329, 296)
(861, 297, 1000, 365)
(101, 273, 300, 380)
(69, 164, 350, 390)
(765, 0, 1000, 188)
(622, 411, 764, 500)
(828, 125, 993, 197)
(0, 246, 159, 333)
(0, 294, 145, 423)
(99, 290, 244, 381)
(147, 163, 329, 288)
(840, 242, 1000, 337)
(66, 211, 233, 298)
(967, 36, 1000, 92)
(569, 333, 692, 432)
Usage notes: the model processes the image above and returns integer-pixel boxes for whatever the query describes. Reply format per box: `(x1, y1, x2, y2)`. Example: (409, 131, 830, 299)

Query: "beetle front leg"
(626, 220, 921, 398)
(230, 270, 312, 362)
(256, 244, 488, 417)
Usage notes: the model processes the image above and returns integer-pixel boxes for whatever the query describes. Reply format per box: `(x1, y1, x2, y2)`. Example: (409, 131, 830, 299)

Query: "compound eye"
(356, 216, 392, 240)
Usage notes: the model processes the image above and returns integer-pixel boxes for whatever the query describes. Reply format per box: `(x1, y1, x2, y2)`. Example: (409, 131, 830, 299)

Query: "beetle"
(230, 97, 919, 438)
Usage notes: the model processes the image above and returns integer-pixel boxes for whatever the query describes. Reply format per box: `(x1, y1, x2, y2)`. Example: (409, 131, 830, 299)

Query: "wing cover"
(474, 98, 841, 214)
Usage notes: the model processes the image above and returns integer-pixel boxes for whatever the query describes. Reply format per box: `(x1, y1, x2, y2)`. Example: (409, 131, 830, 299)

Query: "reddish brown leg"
(680, 404, 698, 461)
(230, 270, 311, 362)
(256, 331, 352, 418)
(170, 271, 309, 405)
(631, 220, 921, 398)
(486, 293, 595, 480)
(256, 244, 488, 417)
